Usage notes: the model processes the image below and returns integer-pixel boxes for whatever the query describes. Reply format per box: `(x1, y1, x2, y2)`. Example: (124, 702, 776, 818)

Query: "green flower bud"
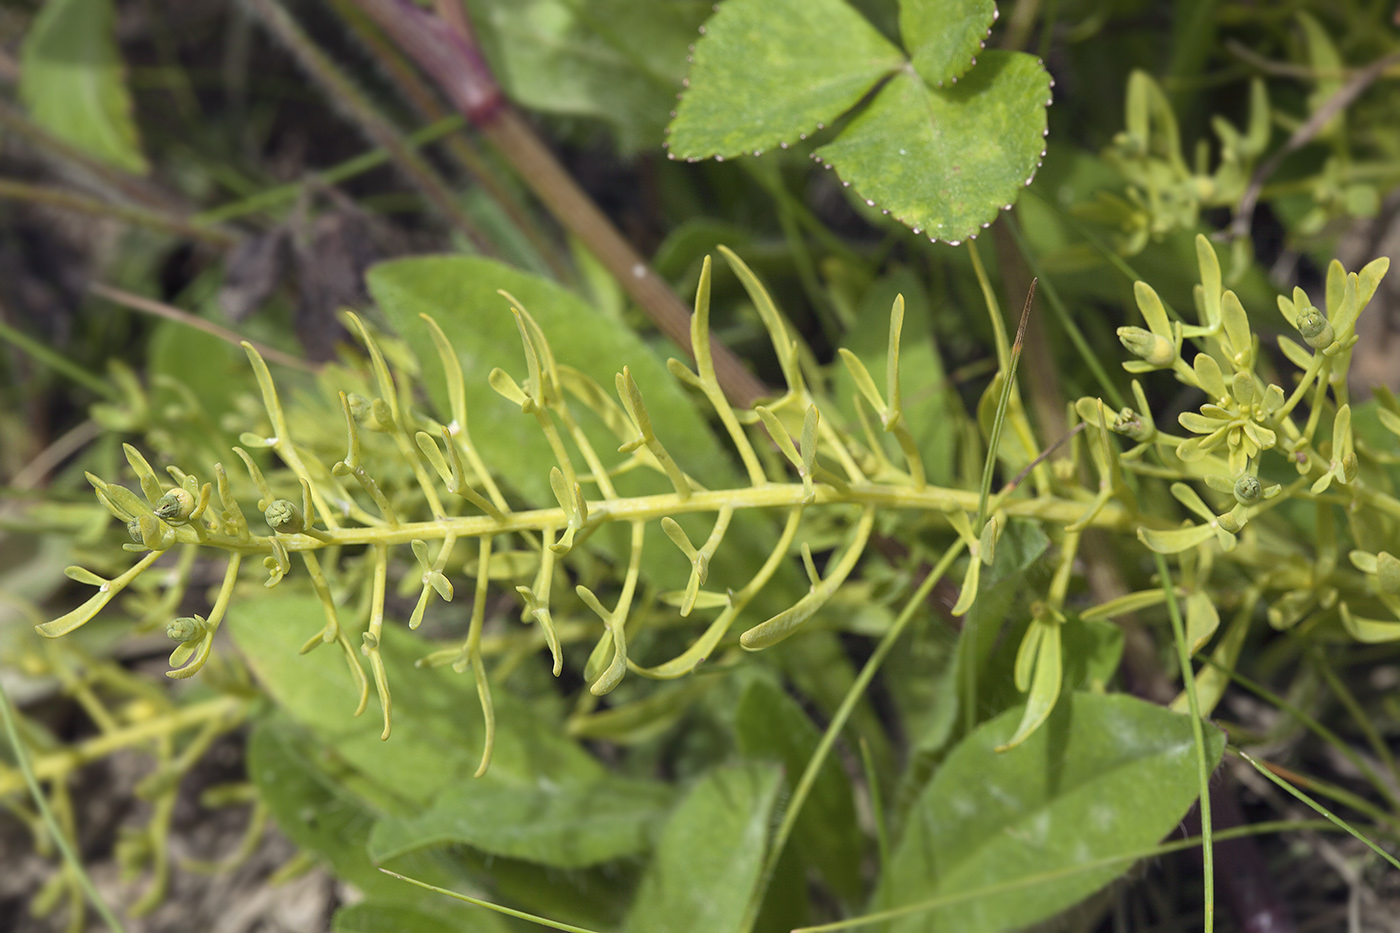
(1377, 552, 1400, 595)
(1296, 307, 1334, 350)
(1233, 474, 1261, 505)
(264, 499, 305, 534)
(1341, 452, 1359, 484)
(1111, 407, 1153, 442)
(1116, 326, 1176, 367)
(153, 487, 195, 523)
(166, 616, 202, 641)
(346, 393, 371, 423)
(126, 518, 143, 543)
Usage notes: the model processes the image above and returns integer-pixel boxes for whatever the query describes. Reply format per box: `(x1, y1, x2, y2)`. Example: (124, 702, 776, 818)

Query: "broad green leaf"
(148, 320, 243, 427)
(332, 902, 454, 933)
(230, 592, 604, 807)
(567, 678, 718, 744)
(19, 0, 148, 174)
(249, 719, 504, 930)
(875, 692, 1225, 932)
(734, 678, 863, 902)
(466, 0, 708, 152)
(667, 0, 904, 158)
(370, 255, 798, 609)
(623, 763, 782, 933)
(369, 777, 674, 869)
(1060, 614, 1124, 693)
(898, 0, 997, 87)
(814, 51, 1051, 245)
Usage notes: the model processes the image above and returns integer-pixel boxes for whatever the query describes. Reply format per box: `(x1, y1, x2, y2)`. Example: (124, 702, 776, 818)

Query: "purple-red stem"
(349, 0, 769, 409)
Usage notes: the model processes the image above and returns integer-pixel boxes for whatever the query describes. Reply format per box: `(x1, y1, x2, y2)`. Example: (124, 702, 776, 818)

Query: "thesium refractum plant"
(27, 233, 1400, 929)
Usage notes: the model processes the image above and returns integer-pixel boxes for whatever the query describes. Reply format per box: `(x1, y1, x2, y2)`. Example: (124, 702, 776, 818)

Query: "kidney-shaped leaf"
(667, 0, 904, 159)
(875, 692, 1224, 932)
(368, 776, 674, 869)
(624, 763, 782, 933)
(899, 0, 998, 87)
(815, 51, 1050, 245)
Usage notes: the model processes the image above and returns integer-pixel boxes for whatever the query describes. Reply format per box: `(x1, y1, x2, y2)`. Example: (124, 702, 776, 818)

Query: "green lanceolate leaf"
(623, 763, 783, 933)
(734, 678, 863, 902)
(898, 0, 998, 87)
(368, 776, 674, 870)
(1138, 523, 1216, 554)
(996, 618, 1061, 751)
(19, 0, 148, 174)
(249, 719, 505, 930)
(814, 51, 1050, 245)
(875, 693, 1225, 932)
(666, 0, 904, 159)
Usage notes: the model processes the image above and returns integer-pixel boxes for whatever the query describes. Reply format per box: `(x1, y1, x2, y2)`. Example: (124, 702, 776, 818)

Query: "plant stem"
(346, 0, 771, 409)
(0, 99, 182, 214)
(0, 680, 128, 932)
(0, 696, 246, 798)
(1155, 553, 1216, 933)
(330, 0, 568, 280)
(0, 177, 235, 246)
(243, 0, 499, 254)
(89, 283, 313, 372)
(184, 480, 1141, 557)
(739, 540, 967, 933)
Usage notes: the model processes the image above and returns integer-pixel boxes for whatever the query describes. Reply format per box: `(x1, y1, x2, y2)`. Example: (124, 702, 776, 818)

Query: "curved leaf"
(623, 763, 782, 933)
(735, 678, 862, 902)
(19, 0, 147, 174)
(1138, 523, 1215, 554)
(369, 777, 674, 869)
(814, 51, 1051, 244)
(899, 0, 998, 87)
(875, 692, 1224, 932)
(667, 0, 904, 158)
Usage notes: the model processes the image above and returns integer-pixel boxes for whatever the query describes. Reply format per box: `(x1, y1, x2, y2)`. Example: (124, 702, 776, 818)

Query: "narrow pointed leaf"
(996, 621, 1061, 751)
(1138, 523, 1216, 554)
(1340, 603, 1400, 643)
